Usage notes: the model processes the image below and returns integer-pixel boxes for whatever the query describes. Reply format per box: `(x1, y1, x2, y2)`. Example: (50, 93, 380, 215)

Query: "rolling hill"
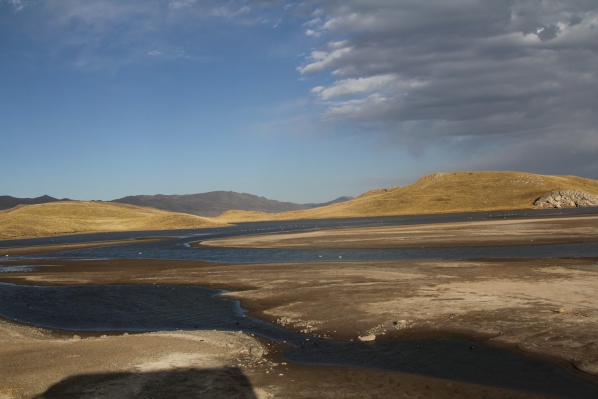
(0, 195, 66, 211)
(112, 191, 352, 217)
(216, 171, 598, 222)
(0, 201, 228, 239)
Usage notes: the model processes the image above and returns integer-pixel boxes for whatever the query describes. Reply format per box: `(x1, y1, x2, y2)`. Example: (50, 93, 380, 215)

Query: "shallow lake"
(1, 281, 597, 398)
(2, 208, 598, 397)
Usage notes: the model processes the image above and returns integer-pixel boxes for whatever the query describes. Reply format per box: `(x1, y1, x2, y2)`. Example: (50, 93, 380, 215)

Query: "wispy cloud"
(2, 0, 27, 12)
(6, 0, 283, 70)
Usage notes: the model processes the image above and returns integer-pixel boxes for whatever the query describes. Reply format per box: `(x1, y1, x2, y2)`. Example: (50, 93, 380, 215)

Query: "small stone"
(358, 334, 376, 342)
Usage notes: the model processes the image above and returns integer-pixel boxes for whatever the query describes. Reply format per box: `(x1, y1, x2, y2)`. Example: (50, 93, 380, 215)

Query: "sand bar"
(198, 215, 598, 248)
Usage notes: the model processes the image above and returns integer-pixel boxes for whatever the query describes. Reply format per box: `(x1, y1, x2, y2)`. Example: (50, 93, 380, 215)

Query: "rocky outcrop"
(534, 190, 598, 209)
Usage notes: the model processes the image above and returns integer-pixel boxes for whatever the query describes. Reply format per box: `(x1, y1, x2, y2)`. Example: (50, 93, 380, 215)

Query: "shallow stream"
(1, 282, 598, 398)
(2, 208, 598, 397)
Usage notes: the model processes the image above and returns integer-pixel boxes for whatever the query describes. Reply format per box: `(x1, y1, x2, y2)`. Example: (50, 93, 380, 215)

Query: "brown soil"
(2, 212, 598, 398)
(2, 256, 598, 393)
(199, 215, 598, 249)
(0, 318, 544, 399)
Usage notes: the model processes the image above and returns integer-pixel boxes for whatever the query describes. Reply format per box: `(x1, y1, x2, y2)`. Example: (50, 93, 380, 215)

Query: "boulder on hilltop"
(534, 190, 598, 209)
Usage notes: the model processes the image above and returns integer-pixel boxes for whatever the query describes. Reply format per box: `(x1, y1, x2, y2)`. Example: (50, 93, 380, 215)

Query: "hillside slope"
(216, 171, 598, 222)
(0, 201, 228, 239)
(112, 191, 352, 217)
(0, 195, 65, 211)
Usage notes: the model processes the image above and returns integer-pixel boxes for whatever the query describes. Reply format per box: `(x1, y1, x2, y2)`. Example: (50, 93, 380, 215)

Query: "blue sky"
(2, 1, 598, 203)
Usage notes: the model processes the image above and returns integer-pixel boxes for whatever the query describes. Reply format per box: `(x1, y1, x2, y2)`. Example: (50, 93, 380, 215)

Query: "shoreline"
(197, 214, 598, 249)
(3, 206, 598, 398)
(2, 258, 598, 389)
(0, 288, 595, 397)
(0, 238, 170, 256)
(0, 318, 549, 399)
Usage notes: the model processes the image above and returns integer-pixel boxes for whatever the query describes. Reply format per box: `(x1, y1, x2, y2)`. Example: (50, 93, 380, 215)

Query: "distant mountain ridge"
(111, 191, 353, 217)
(0, 195, 67, 211)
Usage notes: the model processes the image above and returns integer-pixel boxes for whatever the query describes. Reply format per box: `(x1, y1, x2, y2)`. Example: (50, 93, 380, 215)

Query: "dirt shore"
(2, 256, 598, 393)
(2, 214, 598, 398)
(0, 317, 545, 399)
(198, 215, 598, 248)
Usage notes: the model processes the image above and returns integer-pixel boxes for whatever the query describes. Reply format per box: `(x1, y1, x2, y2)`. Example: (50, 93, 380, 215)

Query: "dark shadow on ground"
(33, 367, 258, 399)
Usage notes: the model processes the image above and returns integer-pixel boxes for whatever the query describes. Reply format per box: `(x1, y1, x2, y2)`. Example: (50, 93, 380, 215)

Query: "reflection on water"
(1, 282, 597, 398)
(2, 209, 598, 397)
(10, 239, 598, 264)
(2, 206, 597, 250)
(0, 265, 57, 273)
(0, 266, 36, 273)
(1, 208, 595, 264)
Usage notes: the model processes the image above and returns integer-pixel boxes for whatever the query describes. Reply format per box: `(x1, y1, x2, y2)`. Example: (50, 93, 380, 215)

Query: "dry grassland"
(0, 201, 228, 239)
(216, 171, 598, 222)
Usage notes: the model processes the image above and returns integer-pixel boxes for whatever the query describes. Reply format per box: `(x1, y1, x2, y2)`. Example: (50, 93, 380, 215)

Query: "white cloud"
(305, 29, 321, 37)
(169, 0, 196, 10)
(3, 0, 26, 12)
(4, 0, 278, 70)
(325, 93, 392, 121)
(211, 5, 251, 18)
(316, 74, 397, 100)
(297, 46, 352, 74)
(322, 12, 378, 32)
(147, 51, 163, 56)
(303, 17, 321, 27)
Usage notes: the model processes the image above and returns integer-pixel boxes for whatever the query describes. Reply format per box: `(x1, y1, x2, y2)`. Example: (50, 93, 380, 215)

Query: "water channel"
(1, 208, 598, 397)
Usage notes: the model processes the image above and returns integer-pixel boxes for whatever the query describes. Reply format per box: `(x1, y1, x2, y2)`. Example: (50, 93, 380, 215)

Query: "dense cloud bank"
(298, 1, 598, 173)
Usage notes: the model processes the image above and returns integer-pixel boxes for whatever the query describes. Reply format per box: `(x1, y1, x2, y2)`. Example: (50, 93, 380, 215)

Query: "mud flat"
(2, 212, 598, 398)
(0, 317, 547, 399)
(198, 215, 598, 249)
(2, 257, 598, 396)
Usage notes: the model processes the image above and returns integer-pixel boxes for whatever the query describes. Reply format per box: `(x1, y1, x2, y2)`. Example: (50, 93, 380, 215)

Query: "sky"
(1, 0, 597, 203)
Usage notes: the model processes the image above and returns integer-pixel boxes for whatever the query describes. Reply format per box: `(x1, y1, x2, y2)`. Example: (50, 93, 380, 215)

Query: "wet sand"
(2, 214, 598, 398)
(2, 257, 598, 396)
(0, 317, 547, 399)
(197, 215, 598, 248)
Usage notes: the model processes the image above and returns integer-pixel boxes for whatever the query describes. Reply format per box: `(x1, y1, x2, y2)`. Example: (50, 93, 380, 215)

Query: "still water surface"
(1, 282, 598, 398)
(2, 208, 598, 397)
(3, 207, 598, 263)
